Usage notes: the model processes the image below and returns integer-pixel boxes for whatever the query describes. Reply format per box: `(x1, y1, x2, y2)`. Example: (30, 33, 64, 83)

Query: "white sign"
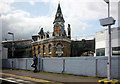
(99, 17, 115, 26)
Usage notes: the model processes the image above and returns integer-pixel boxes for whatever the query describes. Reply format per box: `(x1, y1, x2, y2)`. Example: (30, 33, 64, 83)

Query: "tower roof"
(38, 28, 45, 36)
(53, 3, 65, 24)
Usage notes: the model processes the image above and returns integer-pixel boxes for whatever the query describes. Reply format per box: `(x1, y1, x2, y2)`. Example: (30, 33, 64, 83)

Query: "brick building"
(32, 3, 71, 58)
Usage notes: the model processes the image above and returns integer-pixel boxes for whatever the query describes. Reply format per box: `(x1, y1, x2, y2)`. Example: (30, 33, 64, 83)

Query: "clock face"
(57, 14, 59, 17)
(55, 23, 59, 27)
(60, 24, 64, 28)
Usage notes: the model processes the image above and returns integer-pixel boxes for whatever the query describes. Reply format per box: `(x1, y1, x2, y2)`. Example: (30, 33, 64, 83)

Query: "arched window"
(43, 45, 46, 53)
(56, 43, 63, 56)
(34, 47, 36, 56)
(56, 43, 63, 52)
(49, 44, 52, 53)
(57, 44, 62, 52)
(38, 46, 40, 54)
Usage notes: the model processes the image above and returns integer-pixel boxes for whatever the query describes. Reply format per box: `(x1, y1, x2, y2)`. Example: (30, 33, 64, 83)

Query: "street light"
(8, 32, 14, 35)
(104, 0, 109, 3)
(100, 0, 116, 81)
(8, 32, 14, 70)
(104, 0, 111, 80)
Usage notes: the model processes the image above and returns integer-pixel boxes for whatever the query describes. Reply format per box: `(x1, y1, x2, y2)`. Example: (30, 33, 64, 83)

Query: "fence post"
(12, 58, 13, 69)
(37, 57, 40, 71)
(26, 59, 27, 70)
(40, 58, 43, 71)
(15, 58, 16, 69)
(96, 59, 98, 77)
(62, 59, 65, 74)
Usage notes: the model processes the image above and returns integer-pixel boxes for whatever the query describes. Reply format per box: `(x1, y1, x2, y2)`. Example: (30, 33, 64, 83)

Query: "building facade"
(0, 14, 2, 59)
(71, 39, 95, 57)
(2, 39, 32, 58)
(32, 3, 71, 58)
(95, 27, 120, 56)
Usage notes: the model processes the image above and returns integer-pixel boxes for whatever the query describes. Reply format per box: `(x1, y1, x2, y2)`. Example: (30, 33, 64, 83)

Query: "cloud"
(2, 10, 54, 40)
(2, 8, 90, 40)
(0, 0, 15, 13)
(63, 1, 118, 21)
(1, 0, 119, 41)
(29, 1, 35, 5)
(65, 17, 90, 37)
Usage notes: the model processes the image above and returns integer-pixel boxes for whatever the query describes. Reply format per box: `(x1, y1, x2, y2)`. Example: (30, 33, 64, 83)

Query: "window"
(41, 35, 43, 39)
(56, 43, 63, 52)
(57, 44, 62, 52)
(112, 47, 120, 55)
(43, 45, 46, 54)
(38, 46, 40, 54)
(96, 48, 105, 56)
(32, 36, 38, 41)
(49, 44, 52, 53)
(56, 43, 63, 56)
(46, 32, 49, 38)
(34, 47, 36, 56)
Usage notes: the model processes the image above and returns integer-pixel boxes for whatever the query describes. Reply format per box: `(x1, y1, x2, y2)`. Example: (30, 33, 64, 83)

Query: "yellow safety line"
(98, 78, 120, 84)
(0, 72, 62, 84)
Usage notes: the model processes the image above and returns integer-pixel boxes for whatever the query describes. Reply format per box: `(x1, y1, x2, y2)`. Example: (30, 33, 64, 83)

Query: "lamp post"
(8, 32, 14, 70)
(104, 0, 111, 80)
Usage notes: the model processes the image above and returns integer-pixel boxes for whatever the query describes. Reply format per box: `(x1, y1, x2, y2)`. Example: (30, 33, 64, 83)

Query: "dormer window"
(46, 32, 49, 38)
(32, 36, 38, 41)
(41, 35, 43, 39)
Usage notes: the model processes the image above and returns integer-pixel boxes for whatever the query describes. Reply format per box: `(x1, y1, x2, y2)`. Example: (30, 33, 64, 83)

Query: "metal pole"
(38, 52, 40, 71)
(107, 2, 111, 80)
(43, 46, 44, 58)
(12, 34, 14, 70)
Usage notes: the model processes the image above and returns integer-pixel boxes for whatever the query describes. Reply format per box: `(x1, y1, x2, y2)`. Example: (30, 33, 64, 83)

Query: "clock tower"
(53, 2, 66, 37)
(32, 2, 71, 58)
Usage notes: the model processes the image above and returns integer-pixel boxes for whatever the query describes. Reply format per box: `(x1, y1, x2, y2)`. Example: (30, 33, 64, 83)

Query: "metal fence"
(2, 56, 120, 79)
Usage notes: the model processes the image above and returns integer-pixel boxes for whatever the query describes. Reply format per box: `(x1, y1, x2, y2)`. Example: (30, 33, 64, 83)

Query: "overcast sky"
(1, 0, 119, 41)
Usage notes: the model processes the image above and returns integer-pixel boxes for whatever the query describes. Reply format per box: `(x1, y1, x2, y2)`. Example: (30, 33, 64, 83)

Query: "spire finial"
(53, 1, 65, 24)
(58, 1, 60, 5)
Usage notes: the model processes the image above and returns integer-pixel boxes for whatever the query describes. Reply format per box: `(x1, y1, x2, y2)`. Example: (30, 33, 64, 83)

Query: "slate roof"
(53, 3, 65, 24)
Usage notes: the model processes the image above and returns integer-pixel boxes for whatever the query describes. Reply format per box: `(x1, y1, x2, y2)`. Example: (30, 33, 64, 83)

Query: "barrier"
(2, 56, 120, 79)
(43, 58, 63, 73)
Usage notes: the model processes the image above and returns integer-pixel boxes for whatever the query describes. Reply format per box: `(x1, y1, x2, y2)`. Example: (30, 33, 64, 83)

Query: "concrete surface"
(2, 69, 101, 83)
